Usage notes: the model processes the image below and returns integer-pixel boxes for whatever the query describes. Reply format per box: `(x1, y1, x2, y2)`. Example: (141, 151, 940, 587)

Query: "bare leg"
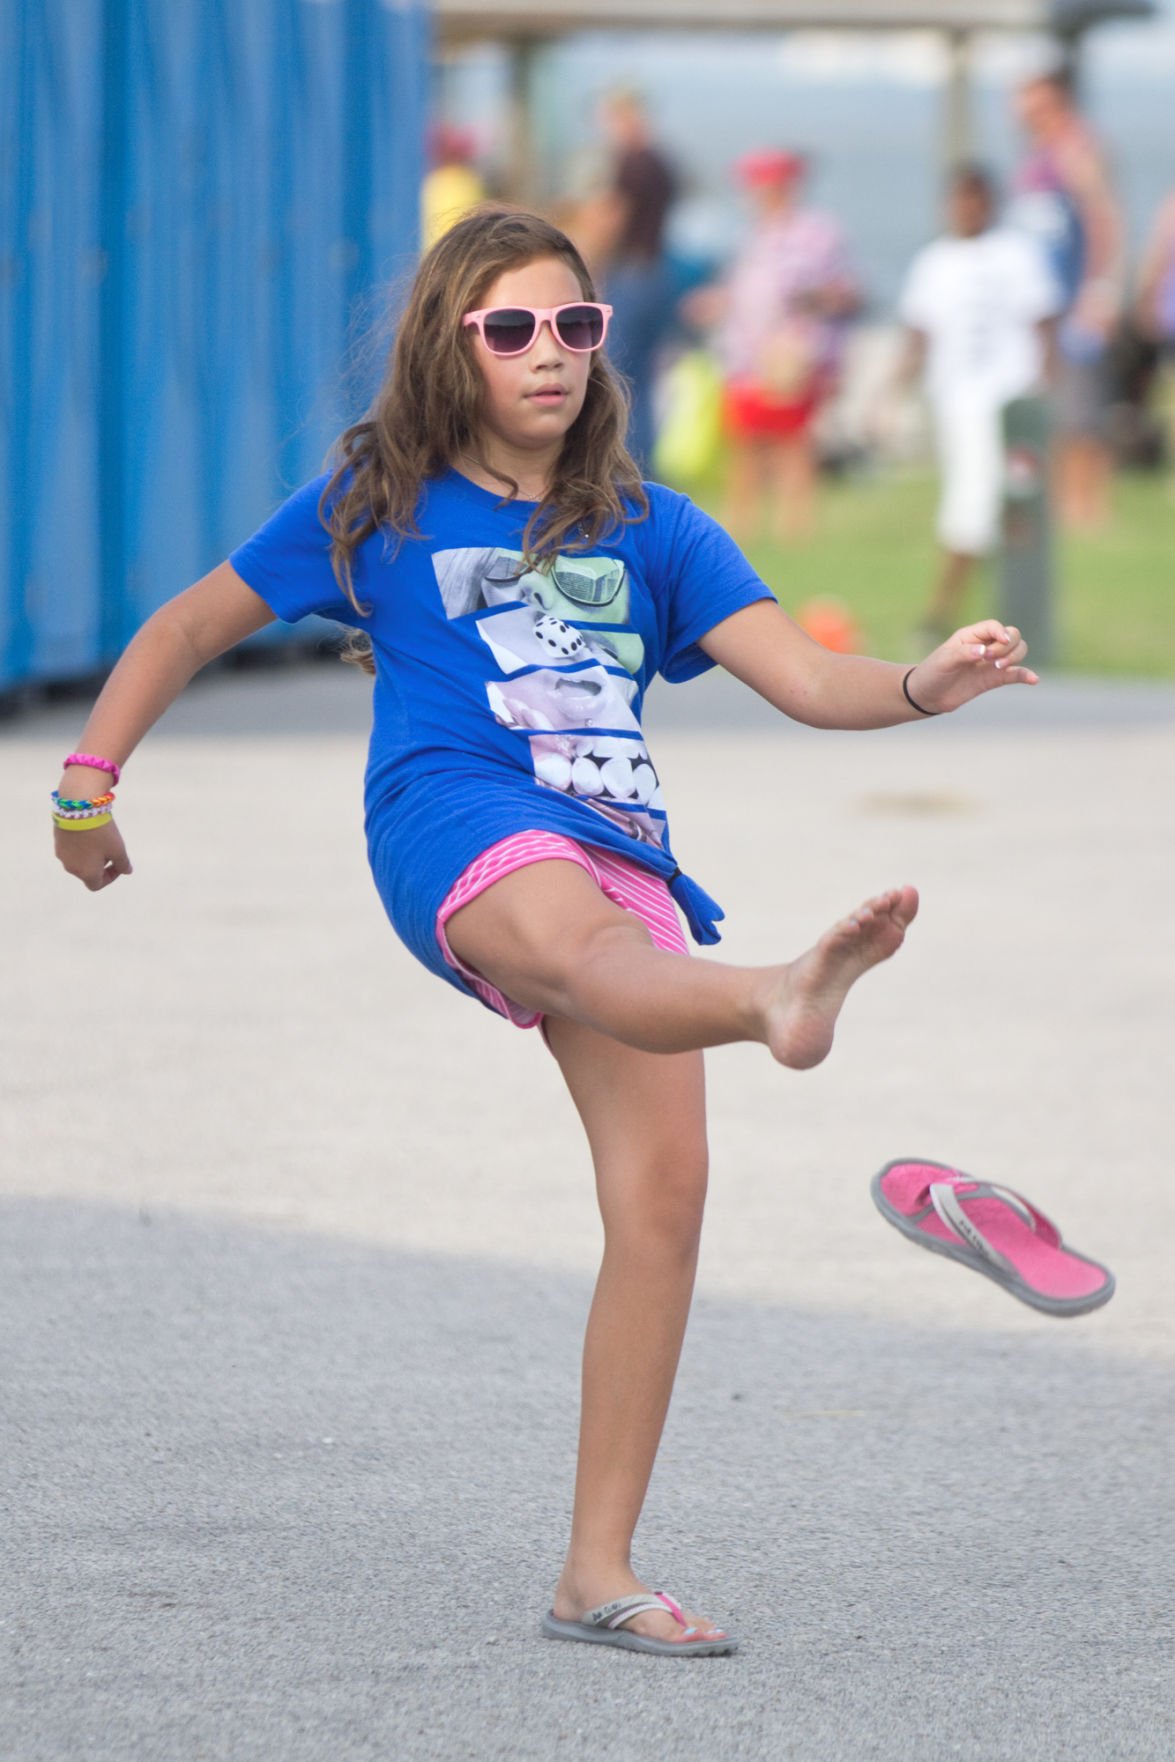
(543, 1017, 722, 1643)
(919, 548, 978, 639)
(446, 862, 918, 1643)
(445, 860, 919, 1064)
(1058, 434, 1112, 530)
(723, 435, 765, 546)
(1164, 362, 1175, 499)
(768, 435, 818, 542)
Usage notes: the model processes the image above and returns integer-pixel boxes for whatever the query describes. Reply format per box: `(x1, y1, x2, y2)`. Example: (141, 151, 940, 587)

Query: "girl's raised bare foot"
(759, 885, 919, 1070)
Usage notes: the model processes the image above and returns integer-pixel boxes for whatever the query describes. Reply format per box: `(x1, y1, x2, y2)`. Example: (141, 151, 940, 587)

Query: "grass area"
(690, 464, 1175, 678)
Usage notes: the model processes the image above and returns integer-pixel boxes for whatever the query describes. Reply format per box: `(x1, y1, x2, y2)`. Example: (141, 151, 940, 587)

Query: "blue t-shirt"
(229, 466, 773, 998)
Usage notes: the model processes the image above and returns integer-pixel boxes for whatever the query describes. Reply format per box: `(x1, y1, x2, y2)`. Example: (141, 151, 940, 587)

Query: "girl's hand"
(54, 819, 133, 892)
(906, 621, 1039, 715)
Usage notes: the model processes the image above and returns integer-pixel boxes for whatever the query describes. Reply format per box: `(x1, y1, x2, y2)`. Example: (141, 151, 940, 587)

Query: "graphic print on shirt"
(473, 604, 646, 686)
(430, 546, 665, 848)
(432, 546, 647, 676)
(487, 669, 641, 735)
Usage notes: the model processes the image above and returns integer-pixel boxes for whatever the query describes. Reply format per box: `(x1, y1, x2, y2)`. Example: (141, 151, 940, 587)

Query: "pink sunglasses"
(463, 302, 613, 357)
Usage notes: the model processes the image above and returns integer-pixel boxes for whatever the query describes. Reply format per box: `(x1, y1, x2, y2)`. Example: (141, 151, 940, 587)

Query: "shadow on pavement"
(4, 1198, 1171, 1762)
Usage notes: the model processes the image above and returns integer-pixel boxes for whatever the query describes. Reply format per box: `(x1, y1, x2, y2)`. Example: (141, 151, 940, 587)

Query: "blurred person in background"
(882, 165, 1060, 646)
(1009, 64, 1124, 530)
(422, 123, 487, 253)
(688, 150, 859, 545)
(1134, 187, 1175, 487)
(581, 89, 678, 473)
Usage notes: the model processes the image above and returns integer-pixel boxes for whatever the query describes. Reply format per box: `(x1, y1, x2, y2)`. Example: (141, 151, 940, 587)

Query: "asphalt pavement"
(3, 661, 1173, 1761)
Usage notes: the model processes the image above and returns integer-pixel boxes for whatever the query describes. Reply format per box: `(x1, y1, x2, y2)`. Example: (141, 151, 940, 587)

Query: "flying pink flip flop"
(871, 1158, 1115, 1317)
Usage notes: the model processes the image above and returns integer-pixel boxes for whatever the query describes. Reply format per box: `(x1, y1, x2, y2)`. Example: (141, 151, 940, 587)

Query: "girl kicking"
(53, 205, 1036, 1657)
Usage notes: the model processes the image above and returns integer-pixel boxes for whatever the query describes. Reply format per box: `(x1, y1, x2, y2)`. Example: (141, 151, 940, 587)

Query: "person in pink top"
(692, 150, 859, 543)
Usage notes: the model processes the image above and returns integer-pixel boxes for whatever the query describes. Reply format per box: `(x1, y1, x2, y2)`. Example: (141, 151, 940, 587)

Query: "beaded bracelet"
(53, 812, 113, 832)
(63, 752, 121, 785)
(52, 804, 114, 820)
(51, 791, 115, 810)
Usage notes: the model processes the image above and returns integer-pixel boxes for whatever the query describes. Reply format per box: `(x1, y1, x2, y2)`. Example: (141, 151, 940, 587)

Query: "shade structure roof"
(435, 0, 1154, 44)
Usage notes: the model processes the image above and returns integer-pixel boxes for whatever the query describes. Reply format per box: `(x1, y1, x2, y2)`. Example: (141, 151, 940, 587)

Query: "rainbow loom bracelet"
(51, 791, 115, 810)
(52, 803, 113, 819)
(63, 753, 121, 784)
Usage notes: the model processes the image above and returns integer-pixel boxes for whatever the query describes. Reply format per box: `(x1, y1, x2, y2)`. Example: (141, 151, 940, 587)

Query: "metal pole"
(941, 29, 973, 171)
(999, 394, 1055, 667)
(507, 36, 540, 206)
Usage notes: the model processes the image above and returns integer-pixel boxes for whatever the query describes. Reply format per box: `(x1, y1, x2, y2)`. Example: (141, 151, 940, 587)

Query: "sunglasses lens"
(555, 305, 605, 351)
(481, 309, 537, 355)
(552, 566, 618, 606)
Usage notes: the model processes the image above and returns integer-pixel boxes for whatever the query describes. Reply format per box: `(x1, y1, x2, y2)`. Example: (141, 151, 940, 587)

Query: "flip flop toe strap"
(928, 1180, 1059, 1276)
(582, 1594, 675, 1631)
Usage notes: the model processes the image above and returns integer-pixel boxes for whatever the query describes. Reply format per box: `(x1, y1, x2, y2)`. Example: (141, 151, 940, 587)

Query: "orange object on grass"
(795, 597, 862, 653)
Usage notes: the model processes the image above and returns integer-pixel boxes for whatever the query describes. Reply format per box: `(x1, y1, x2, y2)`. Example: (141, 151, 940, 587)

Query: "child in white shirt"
(890, 165, 1061, 642)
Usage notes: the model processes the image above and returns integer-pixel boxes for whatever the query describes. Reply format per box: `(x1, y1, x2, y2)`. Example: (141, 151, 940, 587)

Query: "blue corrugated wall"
(1, 0, 428, 692)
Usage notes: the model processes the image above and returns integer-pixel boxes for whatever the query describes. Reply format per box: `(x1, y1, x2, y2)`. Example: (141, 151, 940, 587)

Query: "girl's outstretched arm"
(53, 562, 276, 890)
(697, 598, 1037, 731)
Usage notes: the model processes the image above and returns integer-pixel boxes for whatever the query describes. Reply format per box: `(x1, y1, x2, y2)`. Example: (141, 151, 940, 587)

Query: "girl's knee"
(580, 914, 655, 967)
(606, 1145, 709, 1259)
(539, 914, 655, 1017)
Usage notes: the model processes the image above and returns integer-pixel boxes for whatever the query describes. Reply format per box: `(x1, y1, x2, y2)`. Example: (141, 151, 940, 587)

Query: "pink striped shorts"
(436, 832, 689, 1028)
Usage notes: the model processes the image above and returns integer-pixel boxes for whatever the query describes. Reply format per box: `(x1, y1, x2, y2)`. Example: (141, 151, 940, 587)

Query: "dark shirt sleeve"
(229, 475, 367, 627)
(642, 486, 775, 684)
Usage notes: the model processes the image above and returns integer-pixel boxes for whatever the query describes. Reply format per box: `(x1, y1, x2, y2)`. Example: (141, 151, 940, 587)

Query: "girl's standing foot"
(550, 1567, 728, 1644)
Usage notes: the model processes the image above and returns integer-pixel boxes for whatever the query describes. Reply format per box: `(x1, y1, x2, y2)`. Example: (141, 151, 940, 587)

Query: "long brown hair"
(321, 205, 648, 671)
